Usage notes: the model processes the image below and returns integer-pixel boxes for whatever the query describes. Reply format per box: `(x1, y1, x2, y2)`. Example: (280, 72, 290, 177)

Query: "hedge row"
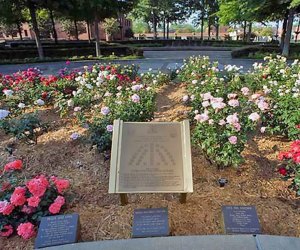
(231, 45, 300, 58)
(116, 39, 268, 47)
(0, 46, 142, 60)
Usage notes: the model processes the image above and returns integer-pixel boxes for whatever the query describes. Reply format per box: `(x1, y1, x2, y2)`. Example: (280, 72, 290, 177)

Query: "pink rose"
(17, 222, 35, 240)
(226, 113, 239, 125)
(202, 101, 210, 107)
(27, 196, 41, 208)
(10, 187, 26, 206)
(228, 99, 239, 107)
(201, 92, 213, 101)
(249, 112, 260, 121)
(194, 113, 209, 123)
(241, 87, 250, 96)
(228, 136, 238, 145)
(49, 202, 62, 214)
(182, 95, 189, 102)
(0, 201, 14, 215)
(233, 123, 241, 131)
(131, 94, 140, 103)
(218, 119, 226, 126)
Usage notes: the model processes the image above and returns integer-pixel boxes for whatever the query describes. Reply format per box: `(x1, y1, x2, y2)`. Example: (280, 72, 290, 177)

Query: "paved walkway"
(0, 50, 261, 75)
(43, 235, 300, 250)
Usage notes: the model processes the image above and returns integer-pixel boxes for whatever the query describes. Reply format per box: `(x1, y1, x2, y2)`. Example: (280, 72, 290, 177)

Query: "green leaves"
(0, 112, 44, 143)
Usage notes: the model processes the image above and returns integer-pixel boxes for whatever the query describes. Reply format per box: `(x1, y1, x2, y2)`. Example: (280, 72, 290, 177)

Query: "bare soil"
(1, 83, 299, 250)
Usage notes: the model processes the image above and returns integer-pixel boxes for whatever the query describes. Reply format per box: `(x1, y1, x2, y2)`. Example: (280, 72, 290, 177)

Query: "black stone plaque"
(35, 214, 80, 249)
(132, 208, 169, 238)
(222, 206, 261, 234)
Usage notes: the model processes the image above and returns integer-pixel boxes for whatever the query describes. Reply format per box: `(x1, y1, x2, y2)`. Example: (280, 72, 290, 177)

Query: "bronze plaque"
(109, 120, 193, 193)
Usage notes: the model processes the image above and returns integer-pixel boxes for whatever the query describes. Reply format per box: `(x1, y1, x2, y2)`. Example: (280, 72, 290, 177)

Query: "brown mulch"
(1, 83, 299, 250)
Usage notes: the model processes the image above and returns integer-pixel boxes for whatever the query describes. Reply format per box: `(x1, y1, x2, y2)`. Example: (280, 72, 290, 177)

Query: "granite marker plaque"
(222, 206, 261, 234)
(35, 214, 80, 249)
(132, 208, 169, 238)
(109, 120, 193, 194)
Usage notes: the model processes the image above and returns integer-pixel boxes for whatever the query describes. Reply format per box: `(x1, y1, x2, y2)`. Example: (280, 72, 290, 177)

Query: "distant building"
(138, 26, 231, 40)
(0, 15, 132, 41)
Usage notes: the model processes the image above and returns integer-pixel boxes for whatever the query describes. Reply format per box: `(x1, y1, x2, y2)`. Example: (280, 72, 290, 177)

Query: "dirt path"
(153, 83, 190, 122)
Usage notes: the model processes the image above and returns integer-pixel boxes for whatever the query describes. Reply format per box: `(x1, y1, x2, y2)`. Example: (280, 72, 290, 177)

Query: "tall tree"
(0, 0, 27, 40)
(27, 0, 44, 59)
(88, 0, 137, 56)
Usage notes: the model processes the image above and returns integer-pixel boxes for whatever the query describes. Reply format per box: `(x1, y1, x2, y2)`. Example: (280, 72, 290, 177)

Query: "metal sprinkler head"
(218, 178, 228, 187)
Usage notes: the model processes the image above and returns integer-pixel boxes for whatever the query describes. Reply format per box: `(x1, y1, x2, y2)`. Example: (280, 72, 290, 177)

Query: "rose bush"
(56, 64, 170, 151)
(245, 56, 300, 140)
(178, 56, 269, 168)
(278, 140, 300, 196)
(0, 160, 70, 239)
(1, 63, 170, 150)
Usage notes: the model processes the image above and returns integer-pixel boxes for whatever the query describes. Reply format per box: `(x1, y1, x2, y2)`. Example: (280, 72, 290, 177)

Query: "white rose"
(18, 103, 26, 109)
(36, 99, 45, 106)
(67, 99, 74, 107)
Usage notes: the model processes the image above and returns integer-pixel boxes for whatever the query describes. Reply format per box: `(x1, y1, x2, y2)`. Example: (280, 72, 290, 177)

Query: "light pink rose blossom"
(194, 113, 209, 123)
(201, 92, 213, 101)
(249, 112, 260, 121)
(218, 119, 226, 126)
(202, 101, 210, 108)
(131, 94, 140, 103)
(226, 113, 239, 124)
(241, 87, 250, 96)
(228, 99, 240, 107)
(228, 136, 238, 145)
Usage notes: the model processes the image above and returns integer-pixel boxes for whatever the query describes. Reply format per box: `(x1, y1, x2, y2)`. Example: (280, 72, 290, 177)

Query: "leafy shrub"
(0, 113, 45, 144)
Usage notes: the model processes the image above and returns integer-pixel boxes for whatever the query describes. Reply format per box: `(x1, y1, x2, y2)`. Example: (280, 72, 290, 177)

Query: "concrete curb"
(42, 235, 300, 250)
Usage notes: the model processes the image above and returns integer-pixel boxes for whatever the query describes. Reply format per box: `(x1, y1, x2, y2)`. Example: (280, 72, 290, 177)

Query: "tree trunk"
(163, 17, 166, 39)
(280, 13, 289, 51)
(243, 21, 247, 42)
(282, 9, 295, 57)
(247, 22, 252, 42)
(166, 19, 169, 39)
(74, 19, 79, 40)
(153, 11, 157, 39)
(28, 1, 44, 60)
(208, 18, 211, 40)
(200, 14, 204, 40)
(215, 17, 219, 40)
(49, 9, 58, 44)
(17, 23, 23, 40)
(94, 17, 101, 57)
(87, 20, 91, 43)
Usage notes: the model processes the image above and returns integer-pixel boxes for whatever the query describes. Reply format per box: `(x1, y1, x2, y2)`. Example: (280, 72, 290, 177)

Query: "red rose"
(4, 160, 23, 172)
(49, 202, 62, 214)
(290, 140, 300, 154)
(0, 225, 14, 237)
(293, 152, 300, 164)
(1, 182, 11, 192)
(278, 168, 287, 176)
(41, 92, 48, 99)
(278, 151, 292, 161)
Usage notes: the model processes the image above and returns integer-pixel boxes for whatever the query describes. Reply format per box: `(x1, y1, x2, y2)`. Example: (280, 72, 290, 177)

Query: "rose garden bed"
(0, 57, 299, 248)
